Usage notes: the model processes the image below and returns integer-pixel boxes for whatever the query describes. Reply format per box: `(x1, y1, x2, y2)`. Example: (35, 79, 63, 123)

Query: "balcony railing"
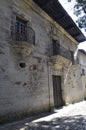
(11, 27, 35, 45)
(52, 43, 72, 61)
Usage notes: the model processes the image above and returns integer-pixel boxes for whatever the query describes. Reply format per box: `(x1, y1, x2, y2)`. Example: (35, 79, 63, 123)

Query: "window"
(15, 17, 27, 41)
(81, 69, 85, 76)
(52, 39, 60, 55)
(11, 16, 35, 44)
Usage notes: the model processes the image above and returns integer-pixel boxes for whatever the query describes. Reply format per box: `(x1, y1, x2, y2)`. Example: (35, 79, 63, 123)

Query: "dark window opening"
(81, 69, 85, 76)
(15, 17, 27, 41)
(52, 39, 60, 55)
(33, 65, 37, 70)
(19, 62, 26, 69)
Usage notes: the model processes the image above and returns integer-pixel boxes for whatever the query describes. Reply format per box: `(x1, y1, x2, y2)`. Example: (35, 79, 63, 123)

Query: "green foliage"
(67, 0, 86, 31)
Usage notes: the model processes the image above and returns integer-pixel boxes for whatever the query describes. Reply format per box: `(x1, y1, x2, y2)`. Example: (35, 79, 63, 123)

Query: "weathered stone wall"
(63, 65, 83, 104)
(0, 0, 52, 123)
(0, 0, 84, 123)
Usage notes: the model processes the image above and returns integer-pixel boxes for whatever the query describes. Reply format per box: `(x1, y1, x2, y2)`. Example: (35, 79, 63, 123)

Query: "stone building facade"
(0, 0, 85, 123)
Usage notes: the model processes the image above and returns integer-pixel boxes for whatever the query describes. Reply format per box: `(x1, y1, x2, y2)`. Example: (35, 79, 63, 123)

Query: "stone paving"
(0, 101, 86, 130)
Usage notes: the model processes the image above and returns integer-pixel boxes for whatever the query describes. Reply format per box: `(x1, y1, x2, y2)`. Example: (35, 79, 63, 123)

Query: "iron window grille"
(52, 40, 72, 60)
(12, 17, 35, 45)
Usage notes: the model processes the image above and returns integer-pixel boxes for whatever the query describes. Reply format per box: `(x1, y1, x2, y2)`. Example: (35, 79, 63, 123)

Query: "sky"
(59, 0, 86, 51)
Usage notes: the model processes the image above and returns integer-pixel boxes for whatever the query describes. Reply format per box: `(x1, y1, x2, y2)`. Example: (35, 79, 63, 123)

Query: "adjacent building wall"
(78, 50, 86, 99)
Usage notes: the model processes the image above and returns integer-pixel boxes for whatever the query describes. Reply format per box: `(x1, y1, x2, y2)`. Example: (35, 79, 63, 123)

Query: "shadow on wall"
(26, 115, 86, 130)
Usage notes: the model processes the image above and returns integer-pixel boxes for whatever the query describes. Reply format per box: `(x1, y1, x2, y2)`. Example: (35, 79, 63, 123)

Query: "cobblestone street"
(0, 101, 86, 130)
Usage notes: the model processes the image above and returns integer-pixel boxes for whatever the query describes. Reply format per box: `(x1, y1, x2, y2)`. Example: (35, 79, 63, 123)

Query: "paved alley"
(0, 101, 86, 130)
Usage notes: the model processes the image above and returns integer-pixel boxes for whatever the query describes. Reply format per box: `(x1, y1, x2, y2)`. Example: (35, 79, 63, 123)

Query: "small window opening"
(33, 65, 37, 70)
(19, 62, 26, 69)
(81, 69, 85, 76)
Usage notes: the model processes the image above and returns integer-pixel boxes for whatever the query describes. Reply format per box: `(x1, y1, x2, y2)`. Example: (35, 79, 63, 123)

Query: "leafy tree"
(68, 0, 86, 31)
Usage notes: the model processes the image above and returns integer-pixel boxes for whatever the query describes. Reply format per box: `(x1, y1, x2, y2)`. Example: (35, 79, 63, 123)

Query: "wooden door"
(52, 75, 63, 108)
